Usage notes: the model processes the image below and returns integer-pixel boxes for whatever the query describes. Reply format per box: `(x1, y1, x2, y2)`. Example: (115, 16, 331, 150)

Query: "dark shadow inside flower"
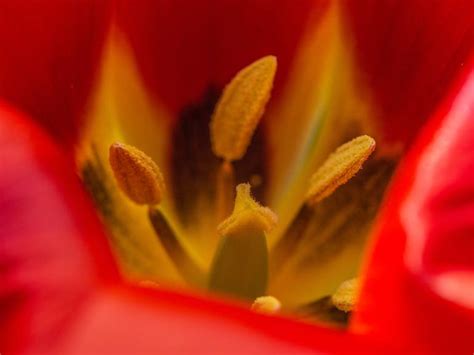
(170, 86, 267, 234)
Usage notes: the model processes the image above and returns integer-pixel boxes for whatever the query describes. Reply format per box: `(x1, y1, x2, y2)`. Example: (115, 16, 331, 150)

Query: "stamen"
(148, 207, 204, 286)
(210, 56, 277, 161)
(109, 142, 165, 205)
(251, 296, 281, 314)
(208, 184, 277, 300)
(305, 135, 376, 206)
(331, 278, 359, 312)
(272, 136, 376, 268)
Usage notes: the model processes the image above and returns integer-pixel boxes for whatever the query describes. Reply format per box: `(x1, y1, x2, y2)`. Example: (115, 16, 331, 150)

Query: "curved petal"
(0, 102, 117, 352)
(58, 285, 393, 354)
(0, 102, 395, 353)
(352, 61, 474, 352)
(0, 1, 111, 146)
(342, 0, 474, 143)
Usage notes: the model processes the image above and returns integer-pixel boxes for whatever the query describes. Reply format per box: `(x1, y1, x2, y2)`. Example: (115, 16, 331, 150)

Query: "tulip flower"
(1, 0, 473, 353)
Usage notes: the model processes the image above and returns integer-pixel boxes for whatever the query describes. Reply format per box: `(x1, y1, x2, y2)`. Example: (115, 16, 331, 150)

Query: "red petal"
(0, 101, 118, 352)
(353, 62, 474, 352)
(0, 101, 391, 353)
(0, 1, 111, 146)
(59, 286, 389, 354)
(343, 0, 474, 143)
(115, 0, 329, 115)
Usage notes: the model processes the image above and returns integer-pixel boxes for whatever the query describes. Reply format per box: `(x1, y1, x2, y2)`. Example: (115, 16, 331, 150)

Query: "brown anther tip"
(210, 55, 277, 161)
(306, 135, 376, 206)
(109, 142, 165, 205)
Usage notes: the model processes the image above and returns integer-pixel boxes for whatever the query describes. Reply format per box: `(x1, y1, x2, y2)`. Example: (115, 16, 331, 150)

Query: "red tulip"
(1, 0, 473, 353)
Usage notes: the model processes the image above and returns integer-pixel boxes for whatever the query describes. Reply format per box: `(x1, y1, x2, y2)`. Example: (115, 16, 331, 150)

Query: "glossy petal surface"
(353, 62, 474, 353)
(0, 1, 111, 145)
(0, 102, 117, 353)
(343, 0, 474, 143)
(115, 0, 328, 114)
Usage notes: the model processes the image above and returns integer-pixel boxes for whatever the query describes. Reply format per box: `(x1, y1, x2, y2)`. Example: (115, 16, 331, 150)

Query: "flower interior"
(78, 26, 399, 327)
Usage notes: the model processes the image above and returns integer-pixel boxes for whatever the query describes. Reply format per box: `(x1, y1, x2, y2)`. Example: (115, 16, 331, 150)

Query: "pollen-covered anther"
(331, 278, 359, 312)
(109, 142, 165, 205)
(251, 296, 281, 314)
(217, 183, 277, 236)
(210, 55, 277, 161)
(306, 135, 376, 206)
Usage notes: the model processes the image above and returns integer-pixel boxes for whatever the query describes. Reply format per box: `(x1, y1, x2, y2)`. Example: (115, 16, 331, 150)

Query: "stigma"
(217, 183, 277, 236)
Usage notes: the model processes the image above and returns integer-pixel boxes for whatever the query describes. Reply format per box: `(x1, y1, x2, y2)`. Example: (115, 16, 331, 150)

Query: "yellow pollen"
(331, 278, 359, 312)
(251, 296, 281, 314)
(210, 55, 277, 161)
(306, 135, 376, 206)
(109, 142, 165, 205)
(217, 183, 277, 236)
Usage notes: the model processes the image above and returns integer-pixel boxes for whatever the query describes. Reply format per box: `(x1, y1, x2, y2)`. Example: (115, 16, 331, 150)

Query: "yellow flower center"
(81, 55, 397, 327)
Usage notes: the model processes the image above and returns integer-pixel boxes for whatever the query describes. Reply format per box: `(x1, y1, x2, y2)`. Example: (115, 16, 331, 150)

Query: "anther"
(109, 142, 165, 205)
(210, 55, 277, 161)
(271, 136, 376, 269)
(306, 135, 376, 206)
(251, 296, 281, 314)
(331, 278, 359, 312)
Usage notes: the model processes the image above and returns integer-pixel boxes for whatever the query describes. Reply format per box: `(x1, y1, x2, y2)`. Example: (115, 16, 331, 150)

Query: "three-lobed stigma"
(217, 183, 277, 236)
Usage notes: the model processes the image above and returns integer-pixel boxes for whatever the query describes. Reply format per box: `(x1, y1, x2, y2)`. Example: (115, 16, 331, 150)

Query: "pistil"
(208, 184, 277, 300)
